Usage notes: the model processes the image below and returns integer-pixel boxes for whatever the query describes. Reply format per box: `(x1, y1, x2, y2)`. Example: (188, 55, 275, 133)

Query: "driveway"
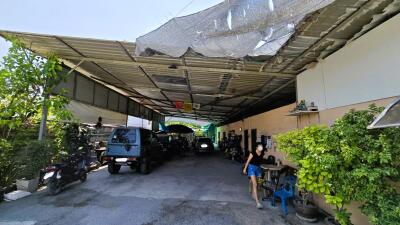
(0, 153, 319, 225)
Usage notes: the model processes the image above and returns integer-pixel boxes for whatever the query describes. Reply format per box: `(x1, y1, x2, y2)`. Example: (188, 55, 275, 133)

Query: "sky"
(0, 0, 223, 58)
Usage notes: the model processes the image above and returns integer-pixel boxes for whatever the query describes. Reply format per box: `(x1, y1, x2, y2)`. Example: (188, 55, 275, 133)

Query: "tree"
(0, 37, 72, 186)
(0, 36, 70, 139)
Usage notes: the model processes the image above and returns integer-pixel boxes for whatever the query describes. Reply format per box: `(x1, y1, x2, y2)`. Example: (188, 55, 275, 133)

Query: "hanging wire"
(175, 0, 198, 17)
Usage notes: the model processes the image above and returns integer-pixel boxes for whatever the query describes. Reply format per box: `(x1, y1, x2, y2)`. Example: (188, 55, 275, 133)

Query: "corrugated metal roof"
(1, 0, 398, 123)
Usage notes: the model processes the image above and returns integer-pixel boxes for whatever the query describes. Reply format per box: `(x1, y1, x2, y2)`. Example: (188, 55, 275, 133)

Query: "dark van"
(103, 127, 163, 175)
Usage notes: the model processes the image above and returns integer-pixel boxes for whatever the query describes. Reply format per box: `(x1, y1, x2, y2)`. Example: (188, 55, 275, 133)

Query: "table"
(260, 164, 285, 201)
(260, 164, 285, 181)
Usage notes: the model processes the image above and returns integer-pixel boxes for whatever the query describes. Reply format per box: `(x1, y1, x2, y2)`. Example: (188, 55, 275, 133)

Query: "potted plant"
(325, 216, 340, 225)
(293, 190, 318, 222)
(276, 126, 333, 222)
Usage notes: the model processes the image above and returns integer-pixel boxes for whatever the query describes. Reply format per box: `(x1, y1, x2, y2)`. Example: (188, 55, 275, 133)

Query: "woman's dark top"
(249, 150, 265, 166)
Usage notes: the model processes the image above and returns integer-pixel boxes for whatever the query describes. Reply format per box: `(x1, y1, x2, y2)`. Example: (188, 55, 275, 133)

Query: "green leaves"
(0, 36, 70, 139)
(276, 106, 400, 225)
(0, 37, 72, 186)
(0, 139, 17, 188)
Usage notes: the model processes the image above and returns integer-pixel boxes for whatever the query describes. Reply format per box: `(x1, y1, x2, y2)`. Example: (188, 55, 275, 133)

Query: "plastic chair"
(272, 175, 296, 215)
(261, 165, 289, 201)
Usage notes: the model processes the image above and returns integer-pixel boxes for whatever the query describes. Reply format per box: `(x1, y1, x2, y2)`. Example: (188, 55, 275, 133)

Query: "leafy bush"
(54, 123, 91, 157)
(0, 139, 17, 188)
(16, 140, 56, 180)
(0, 37, 72, 185)
(276, 105, 400, 225)
(330, 105, 400, 225)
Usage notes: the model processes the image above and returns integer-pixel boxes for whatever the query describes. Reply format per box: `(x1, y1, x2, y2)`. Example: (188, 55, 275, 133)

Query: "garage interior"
(0, 1, 400, 225)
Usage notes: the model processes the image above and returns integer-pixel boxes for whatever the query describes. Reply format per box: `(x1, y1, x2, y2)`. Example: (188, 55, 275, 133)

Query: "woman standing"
(243, 142, 264, 209)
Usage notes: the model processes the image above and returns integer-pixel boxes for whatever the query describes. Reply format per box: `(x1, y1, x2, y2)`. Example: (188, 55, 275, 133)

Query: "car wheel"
(139, 159, 150, 175)
(130, 163, 138, 171)
(108, 162, 121, 174)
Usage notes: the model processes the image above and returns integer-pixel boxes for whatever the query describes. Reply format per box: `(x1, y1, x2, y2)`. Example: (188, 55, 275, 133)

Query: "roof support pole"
(38, 94, 48, 141)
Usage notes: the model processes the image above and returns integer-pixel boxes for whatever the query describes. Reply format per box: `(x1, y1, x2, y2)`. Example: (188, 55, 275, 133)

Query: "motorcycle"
(230, 145, 245, 163)
(43, 153, 87, 195)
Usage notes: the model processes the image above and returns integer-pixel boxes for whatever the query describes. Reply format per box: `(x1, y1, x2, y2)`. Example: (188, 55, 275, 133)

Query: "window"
(112, 128, 136, 143)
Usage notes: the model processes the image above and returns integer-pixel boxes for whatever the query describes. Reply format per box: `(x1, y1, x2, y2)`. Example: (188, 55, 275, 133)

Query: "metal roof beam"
(202, 76, 274, 107)
(181, 58, 196, 118)
(117, 41, 182, 115)
(168, 114, 218, 121)
(228, 78, 296, 119)
(61, 56, 295, 78)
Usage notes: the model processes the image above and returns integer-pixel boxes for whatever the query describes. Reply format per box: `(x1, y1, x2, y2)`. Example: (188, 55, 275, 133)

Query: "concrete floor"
(0, 153, 328, 225)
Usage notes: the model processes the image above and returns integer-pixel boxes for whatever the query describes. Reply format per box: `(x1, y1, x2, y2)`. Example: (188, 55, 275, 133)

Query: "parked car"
(194, 137, 214, 153)
(155, 133, 174, 159)
(103, 127, 164, 175)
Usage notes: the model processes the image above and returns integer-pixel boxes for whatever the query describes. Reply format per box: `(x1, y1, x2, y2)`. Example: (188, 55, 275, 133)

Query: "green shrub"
(276, 105, 400, 225)
(0, 139, 17, 188)
(16, 140, 56, 180)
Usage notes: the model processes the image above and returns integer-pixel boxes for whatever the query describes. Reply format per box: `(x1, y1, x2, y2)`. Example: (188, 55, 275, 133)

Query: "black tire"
(130, 164, 138, 171)
(48, 179, 61, 195)
(107, 163, 121, 174)
(139, 159, 150, 175)
(80, 171, 87, 182)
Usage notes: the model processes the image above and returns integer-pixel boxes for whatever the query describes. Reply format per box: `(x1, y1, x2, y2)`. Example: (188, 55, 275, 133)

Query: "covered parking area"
(0, 0, 399, 224)
(1, 0, 397, 125)
(0, 30, 296, 124)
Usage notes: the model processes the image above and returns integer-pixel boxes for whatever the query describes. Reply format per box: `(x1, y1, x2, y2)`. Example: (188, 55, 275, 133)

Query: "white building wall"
(67, 100, 127, 126)
(297, 14, 400, 110)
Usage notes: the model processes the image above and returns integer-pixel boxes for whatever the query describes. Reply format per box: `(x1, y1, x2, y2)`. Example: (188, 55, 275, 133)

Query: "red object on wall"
(175, 101, 184, 109)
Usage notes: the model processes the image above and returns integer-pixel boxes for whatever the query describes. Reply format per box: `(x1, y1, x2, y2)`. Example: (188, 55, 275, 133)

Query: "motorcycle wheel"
(48, 180, 61, 195)
(80, 172, 87, 182)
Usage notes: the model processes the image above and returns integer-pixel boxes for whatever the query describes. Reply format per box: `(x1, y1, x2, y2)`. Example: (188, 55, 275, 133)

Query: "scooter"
(231, 146, 245, 163)
(43, 153, 87, 195)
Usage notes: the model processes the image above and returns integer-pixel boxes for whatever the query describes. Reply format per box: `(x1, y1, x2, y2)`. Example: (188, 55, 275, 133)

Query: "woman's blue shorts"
(247, 164, 262, 178)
